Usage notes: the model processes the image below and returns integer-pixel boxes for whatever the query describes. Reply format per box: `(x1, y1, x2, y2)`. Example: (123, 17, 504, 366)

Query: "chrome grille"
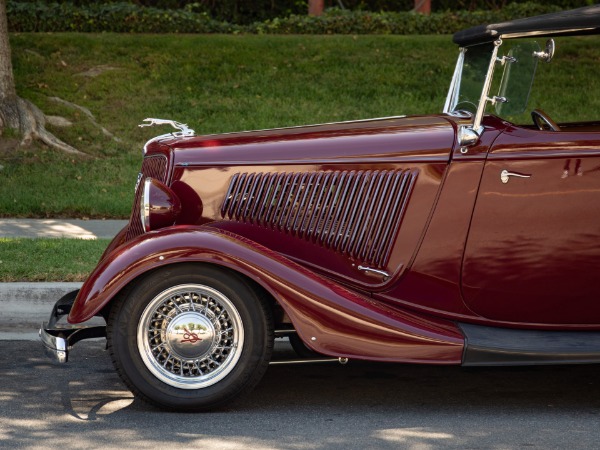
(221, 170, 418, 269)
(126, 155, 168, 241)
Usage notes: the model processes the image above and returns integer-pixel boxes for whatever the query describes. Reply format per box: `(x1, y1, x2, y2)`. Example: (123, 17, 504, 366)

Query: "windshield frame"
(443, 48, 466, 114)
(444, 39, 502, 131)
(444, 36, 545, 146)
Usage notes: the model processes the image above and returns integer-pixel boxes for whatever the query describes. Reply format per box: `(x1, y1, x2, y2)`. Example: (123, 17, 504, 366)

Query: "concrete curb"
(0, 282, 82, 340)
(1, 219, 125, 339)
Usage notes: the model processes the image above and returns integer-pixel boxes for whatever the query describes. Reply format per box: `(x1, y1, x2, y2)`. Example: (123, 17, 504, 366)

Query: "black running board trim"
(459, 322, 600, 366)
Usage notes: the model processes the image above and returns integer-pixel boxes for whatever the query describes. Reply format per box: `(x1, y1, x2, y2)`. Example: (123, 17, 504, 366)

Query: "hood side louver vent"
(221, 169, 418, 269)
(126, 155, 168, 241)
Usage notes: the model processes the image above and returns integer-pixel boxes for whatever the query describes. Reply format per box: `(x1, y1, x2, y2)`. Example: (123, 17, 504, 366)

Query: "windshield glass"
(496, 41, 540, 116)
(450, 39, 540, 121)
(453, 42, 495, 114)
(448, 36, 600, 129)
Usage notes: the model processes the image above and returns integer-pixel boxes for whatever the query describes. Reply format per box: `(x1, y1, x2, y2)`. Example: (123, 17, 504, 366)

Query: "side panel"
(69, 228, 464, 364)
(375, 161, 483, 315)
(463, 126, 600, 325)
(175, 162, 446, 291)
(373, 117, 506, 318)
(165, 115, 456, 292)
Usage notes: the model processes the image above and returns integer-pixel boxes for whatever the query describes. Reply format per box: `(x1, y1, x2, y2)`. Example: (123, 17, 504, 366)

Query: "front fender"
(70, 226, 464, 363)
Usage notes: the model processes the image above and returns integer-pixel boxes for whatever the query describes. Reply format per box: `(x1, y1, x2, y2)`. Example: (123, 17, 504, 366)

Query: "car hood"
(149, 115, 457, 166)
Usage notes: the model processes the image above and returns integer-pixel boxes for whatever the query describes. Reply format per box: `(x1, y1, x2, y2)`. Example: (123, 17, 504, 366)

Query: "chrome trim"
(500, 169, 531, 184)
(457, 125, 483, 147)
(140, 118, 195, 155)
(533, 38, 555, 63)
(473, 39, 503, 131)
(139, 118, 195, 136)
(488, 96, 508, 105)
(164, 115, 408, 143)
(134, 172, 143, 194)
(39, 326, 68, 363)
(497, 55, 517, 65)
(274, 329, 297, 337)
(141, 178, 151, 233)
(126, 156, 168, 241)
(137, 284, 245, 390)
(39, 290, 107, 364)
(213, 115, 409, 134)
(500, 28, 594, 40)
(444, 48, 466, 114)
(141, 116, 407, 154)
(357, 265, 390, 280)
(269, 358, 339, 365)
(447, 110, 473, 119)
(222, 170, 417, 270)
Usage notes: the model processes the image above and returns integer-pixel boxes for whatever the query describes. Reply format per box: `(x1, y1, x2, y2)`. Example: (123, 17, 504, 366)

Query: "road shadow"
(2, 339, 600, 448)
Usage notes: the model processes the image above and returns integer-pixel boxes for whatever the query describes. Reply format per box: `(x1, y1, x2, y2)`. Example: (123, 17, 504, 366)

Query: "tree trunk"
(414, 0, 431, 15)
(0, 0, 19, 129)
(0, 0, 84, 155)
(308, 0, 324, 16)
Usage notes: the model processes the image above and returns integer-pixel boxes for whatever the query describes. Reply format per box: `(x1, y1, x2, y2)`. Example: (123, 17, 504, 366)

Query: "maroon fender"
(69, 226, 464, 363)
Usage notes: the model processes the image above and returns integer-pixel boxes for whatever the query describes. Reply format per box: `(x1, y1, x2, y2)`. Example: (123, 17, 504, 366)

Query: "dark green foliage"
(250, 4, 563, 35)
(9, 0, 593, 20)
(170, 0, 309, 25)
(6, 1, 581, 34)
(7, 1, 237, 33)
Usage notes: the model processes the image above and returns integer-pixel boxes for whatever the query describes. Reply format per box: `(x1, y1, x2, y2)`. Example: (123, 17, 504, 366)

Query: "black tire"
(107, 263, 273, 411)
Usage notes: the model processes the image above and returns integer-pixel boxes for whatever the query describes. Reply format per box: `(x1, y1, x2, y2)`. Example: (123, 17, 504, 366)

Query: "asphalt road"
(2, 340, 600, 449)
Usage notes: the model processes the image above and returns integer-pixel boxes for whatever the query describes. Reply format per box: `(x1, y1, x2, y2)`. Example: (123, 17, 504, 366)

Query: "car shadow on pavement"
(2, 339, 600, 448)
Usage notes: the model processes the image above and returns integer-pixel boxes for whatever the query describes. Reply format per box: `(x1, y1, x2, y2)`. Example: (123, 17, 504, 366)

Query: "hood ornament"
(139, 118, 195, 137)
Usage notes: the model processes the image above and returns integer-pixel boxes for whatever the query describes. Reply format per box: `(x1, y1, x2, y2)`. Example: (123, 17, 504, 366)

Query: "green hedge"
(7, 1, 237, 33)
(10, 0, 593, 24)
(250, 3, 563, 35)
(6, 1, 568, 34)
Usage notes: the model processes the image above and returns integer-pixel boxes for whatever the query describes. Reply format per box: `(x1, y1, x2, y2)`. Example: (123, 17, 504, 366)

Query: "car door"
(462, 124, 600, 325)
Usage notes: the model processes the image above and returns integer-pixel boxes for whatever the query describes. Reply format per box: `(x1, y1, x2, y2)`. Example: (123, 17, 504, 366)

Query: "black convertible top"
(453, 5, 600, 46)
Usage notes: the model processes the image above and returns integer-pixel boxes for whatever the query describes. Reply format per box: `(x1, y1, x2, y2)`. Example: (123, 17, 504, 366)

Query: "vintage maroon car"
(41, 6, 600, 411)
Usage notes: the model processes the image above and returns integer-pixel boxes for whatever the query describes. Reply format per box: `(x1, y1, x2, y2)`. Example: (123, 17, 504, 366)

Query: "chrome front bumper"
(39, 290, 106, 363)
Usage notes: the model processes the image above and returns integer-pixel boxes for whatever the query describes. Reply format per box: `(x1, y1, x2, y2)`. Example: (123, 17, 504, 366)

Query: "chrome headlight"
(140, 178, 181, 232)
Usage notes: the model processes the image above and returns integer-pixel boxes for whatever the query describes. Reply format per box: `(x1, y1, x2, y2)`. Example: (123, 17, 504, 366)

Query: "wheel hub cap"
(137, 284, 244, 389)
(165, 312, 215, 359)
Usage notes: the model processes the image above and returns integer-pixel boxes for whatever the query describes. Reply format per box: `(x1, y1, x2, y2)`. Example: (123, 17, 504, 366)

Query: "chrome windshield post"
(443, 48, 466, 114)
(472, 38, 503, 131)
(458, 38, 503, 149)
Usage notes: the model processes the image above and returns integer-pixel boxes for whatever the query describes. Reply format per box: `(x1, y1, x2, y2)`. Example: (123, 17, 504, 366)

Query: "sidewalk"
(0, 218, 127, 239)
(1, 219, 126, 339)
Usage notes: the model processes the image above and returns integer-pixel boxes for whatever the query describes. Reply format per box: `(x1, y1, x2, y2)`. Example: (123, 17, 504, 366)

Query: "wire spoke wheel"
(138, 284, 244, 389)
(107, 264, 273, 411)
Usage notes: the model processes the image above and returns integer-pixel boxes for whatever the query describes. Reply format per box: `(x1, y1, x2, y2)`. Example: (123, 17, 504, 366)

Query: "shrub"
(249, 4, 563, 35)
(6, 1, 569, 35)
(7, 1, 238, 33)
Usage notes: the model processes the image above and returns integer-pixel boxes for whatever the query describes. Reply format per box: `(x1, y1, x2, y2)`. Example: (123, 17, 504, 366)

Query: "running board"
(460, 322, 600, 366)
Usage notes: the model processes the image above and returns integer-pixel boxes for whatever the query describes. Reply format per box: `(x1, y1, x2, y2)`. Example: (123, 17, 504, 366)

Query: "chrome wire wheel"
(137, 284, 244, 389)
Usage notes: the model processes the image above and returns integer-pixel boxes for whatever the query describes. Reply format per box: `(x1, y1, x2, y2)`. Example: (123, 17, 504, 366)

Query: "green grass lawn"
(0, 238, 110, 281)
(2, 33, 600, 218)
(2, 33, 600, 281)
(1, 33, 455, 218)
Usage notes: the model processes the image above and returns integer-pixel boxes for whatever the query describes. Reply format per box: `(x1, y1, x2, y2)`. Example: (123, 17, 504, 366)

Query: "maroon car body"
(41, 6, 600, 411)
